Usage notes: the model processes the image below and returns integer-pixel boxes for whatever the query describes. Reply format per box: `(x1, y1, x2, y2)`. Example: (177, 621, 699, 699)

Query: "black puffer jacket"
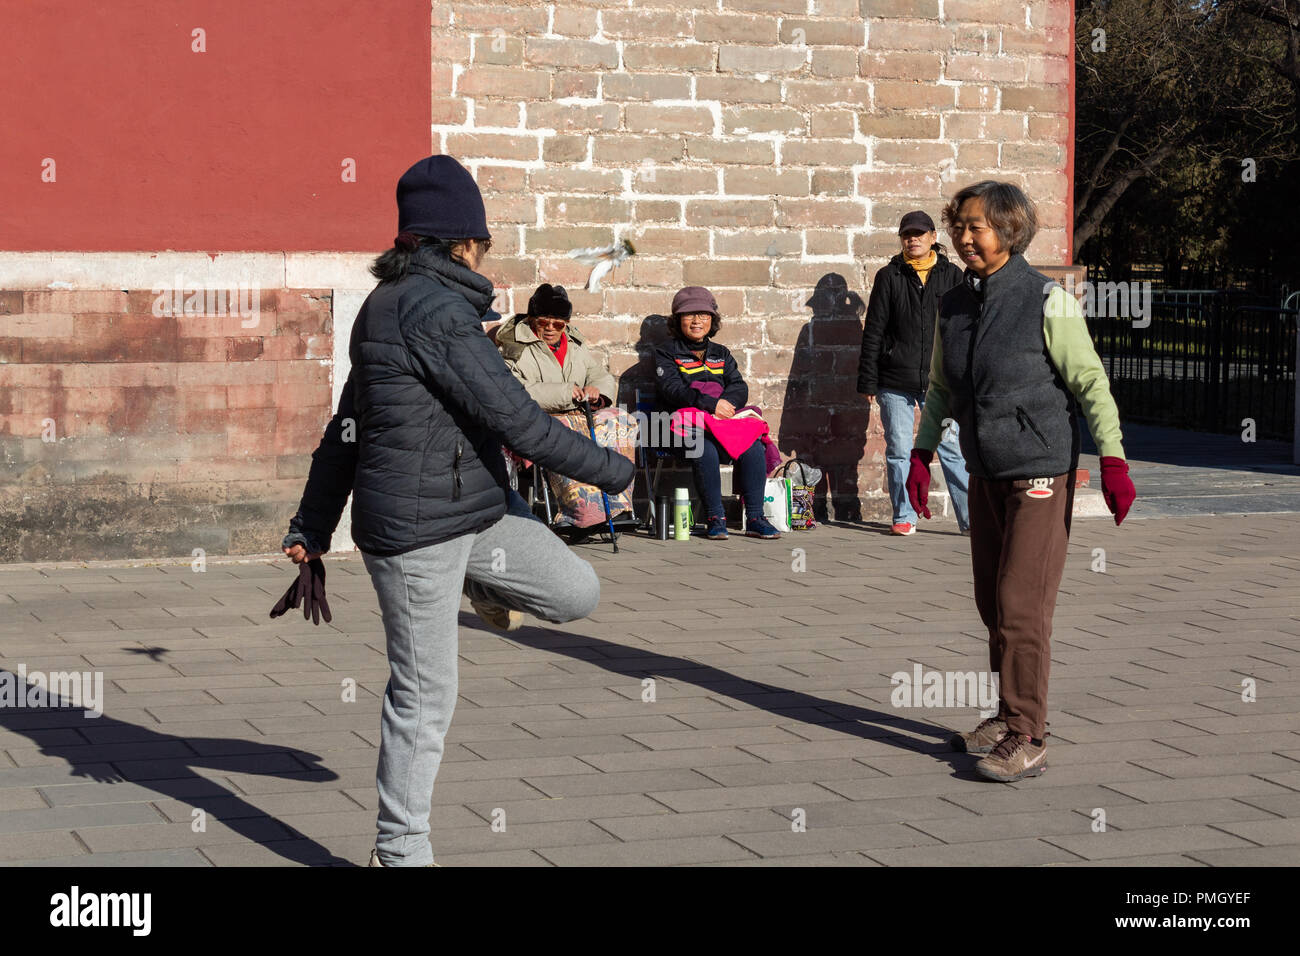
(856, 251, 963, 395)
(287, 248, 634, 557)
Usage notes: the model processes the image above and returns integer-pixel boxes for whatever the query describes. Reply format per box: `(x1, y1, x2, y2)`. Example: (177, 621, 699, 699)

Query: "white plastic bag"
(743, 477, 792, 534)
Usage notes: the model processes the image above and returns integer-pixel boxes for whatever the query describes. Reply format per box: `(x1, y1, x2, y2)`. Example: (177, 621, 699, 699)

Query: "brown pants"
(968, 471, 1075, 740)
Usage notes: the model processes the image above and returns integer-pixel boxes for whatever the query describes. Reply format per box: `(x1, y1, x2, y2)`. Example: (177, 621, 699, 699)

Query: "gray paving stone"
(691, 850, 884, 866)
(865, 836, 1082, 866)
(433, 848, 554, 867)
(524, 768, 717, 799)
(941, 783, 1145, 817)
(434, 755, 596, 782)
(411, 819, 620, 857)
(12, 847, 210, 867)
(460, 735, 651, 761)
(1049, 721, 1213, 744)
(1043, 852, 1209, 867)
(463, 793, 668, 825)
(1257, 769, 1300, 790)
(1102, 774, 1299, 803)
(0, 788, 47, 811)
(0, 764, 119, 789)
(1211, 817, 1300, 845)
(39, 777, 231, 806)
(511, 715, 689, 739)
(1041, 824, 1257, 860)
(1130, 753, 1300, 778)
(1106, 797, 1276, 831)
(76, 817, 297, 852)
(911, 809, 1103, 844)
(0, 802, 164, 834)
(1234, 791, 1300, 816)
(535, 835, 757, 867)
(194, 840, 340, 867)
(1183, 845, 1300, 865)
(1149, 731, 1300, 757)
(647, 782, 843, 813)
(626, 725, 809, 752)
(593, 807, 789, 842)
(0, 829, 84, 861)
(694, 758, 885, 788)
(729, 822, 941, 857)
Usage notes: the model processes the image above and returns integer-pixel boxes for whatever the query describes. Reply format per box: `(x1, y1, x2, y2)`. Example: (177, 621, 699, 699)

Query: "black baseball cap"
(898, 210, 936, 235)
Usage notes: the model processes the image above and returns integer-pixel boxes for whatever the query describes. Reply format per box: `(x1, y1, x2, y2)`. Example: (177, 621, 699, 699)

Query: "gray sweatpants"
(361, 512, 601, 866)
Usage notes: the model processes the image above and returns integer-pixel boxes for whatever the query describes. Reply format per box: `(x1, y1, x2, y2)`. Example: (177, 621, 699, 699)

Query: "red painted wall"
(0, 0, 429, 251)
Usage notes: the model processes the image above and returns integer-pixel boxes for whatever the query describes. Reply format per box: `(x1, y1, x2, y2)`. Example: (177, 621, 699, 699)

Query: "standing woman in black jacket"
(857, 211, 972, 535)
(279, 156, 633, 867)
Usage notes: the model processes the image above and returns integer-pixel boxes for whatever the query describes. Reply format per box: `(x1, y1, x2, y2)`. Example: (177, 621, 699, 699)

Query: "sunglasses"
(532, 318, 568, 329)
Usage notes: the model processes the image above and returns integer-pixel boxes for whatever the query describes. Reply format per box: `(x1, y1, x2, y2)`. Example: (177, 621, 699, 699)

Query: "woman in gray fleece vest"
(907, 181, 1137, 784)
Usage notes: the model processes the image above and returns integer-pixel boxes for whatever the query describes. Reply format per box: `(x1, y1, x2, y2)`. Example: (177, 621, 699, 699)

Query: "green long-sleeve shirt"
(915, 285, 1127, 460)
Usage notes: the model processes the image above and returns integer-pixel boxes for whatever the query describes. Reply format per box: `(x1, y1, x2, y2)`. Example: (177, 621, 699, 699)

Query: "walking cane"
(577, 397, 619, 553)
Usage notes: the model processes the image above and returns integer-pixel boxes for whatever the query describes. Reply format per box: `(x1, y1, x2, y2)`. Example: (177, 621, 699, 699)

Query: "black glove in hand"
(269, 558, 332, 625)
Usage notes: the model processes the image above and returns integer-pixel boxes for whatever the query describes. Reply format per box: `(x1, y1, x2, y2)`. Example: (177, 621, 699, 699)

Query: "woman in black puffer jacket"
(280, 156, 633, 868)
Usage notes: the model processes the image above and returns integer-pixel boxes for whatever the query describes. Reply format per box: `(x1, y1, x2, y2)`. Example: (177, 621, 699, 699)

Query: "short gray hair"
(942, 180, 1038, 256)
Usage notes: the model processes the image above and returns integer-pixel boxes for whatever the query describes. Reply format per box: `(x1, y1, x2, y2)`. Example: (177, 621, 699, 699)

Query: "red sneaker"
(890, 522, 916, 536)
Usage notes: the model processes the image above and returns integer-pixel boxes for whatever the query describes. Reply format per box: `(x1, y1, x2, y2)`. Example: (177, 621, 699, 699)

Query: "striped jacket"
(653, 335, 748, 415)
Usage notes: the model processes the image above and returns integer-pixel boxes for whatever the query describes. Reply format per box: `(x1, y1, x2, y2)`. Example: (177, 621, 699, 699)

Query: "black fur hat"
(526, 283, 572, 320)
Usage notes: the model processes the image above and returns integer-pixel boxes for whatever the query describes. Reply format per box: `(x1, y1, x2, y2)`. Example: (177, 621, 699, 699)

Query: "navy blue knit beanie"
(396, 156, 491, 240)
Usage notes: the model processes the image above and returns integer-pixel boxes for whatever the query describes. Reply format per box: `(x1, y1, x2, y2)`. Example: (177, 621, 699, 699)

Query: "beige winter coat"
(495, 315, 618, 413)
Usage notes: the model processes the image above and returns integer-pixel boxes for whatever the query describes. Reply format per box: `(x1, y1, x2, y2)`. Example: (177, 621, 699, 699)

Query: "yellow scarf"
(905, 249, 938, 286)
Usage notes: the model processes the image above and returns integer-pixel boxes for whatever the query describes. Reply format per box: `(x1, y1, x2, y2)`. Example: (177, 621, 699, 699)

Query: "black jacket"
(287, 248, 634, 556)
(653, 335, 747, 414)
(856, 251, 963, 395)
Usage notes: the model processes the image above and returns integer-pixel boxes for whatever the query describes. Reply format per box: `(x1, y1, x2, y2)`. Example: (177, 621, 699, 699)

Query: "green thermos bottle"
(673, 487, 691, 541)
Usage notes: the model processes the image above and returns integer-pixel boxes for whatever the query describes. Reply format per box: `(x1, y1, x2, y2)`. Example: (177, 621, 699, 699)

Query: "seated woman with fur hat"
(496, 283, 638, 533)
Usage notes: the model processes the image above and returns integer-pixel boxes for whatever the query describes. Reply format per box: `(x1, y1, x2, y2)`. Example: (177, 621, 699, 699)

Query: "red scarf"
(548, 331, 568, 368)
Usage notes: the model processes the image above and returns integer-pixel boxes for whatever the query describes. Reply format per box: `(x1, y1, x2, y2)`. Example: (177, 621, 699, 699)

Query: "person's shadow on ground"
(778, 273, 871, 523)
(0, 669, 352, 866)
(464, 620, 987, 779)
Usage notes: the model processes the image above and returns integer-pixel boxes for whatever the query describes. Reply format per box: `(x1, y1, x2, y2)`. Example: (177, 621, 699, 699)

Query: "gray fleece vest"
(937, 254, 1079, 480)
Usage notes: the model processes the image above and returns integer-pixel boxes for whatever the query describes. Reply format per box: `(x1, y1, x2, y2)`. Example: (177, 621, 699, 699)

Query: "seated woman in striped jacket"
(653, 285, 782, 541)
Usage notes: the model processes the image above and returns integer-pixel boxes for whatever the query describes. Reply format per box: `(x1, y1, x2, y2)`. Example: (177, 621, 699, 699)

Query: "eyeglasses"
(477, 238, 493, 253)
(532, 318, 568, 329)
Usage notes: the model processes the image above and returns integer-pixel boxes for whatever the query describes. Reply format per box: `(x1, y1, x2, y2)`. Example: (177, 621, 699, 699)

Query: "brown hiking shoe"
(949, 716, 1008, 754)
(975, 731, 1047, 783)
(469, 598, 522, 633)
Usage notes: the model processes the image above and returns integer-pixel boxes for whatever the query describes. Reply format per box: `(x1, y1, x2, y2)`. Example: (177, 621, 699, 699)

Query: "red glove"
(906, 448, 934, 520)
(1099, 456, 1136, 526)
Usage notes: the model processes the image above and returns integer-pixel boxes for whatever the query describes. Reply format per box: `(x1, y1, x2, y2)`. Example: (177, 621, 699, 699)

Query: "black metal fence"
(1087, 289, 1297, 441)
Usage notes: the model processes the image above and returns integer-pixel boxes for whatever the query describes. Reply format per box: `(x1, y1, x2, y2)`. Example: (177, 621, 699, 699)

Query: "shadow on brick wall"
(778, 273, 870, 522)
(615, 314, 673, 410)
